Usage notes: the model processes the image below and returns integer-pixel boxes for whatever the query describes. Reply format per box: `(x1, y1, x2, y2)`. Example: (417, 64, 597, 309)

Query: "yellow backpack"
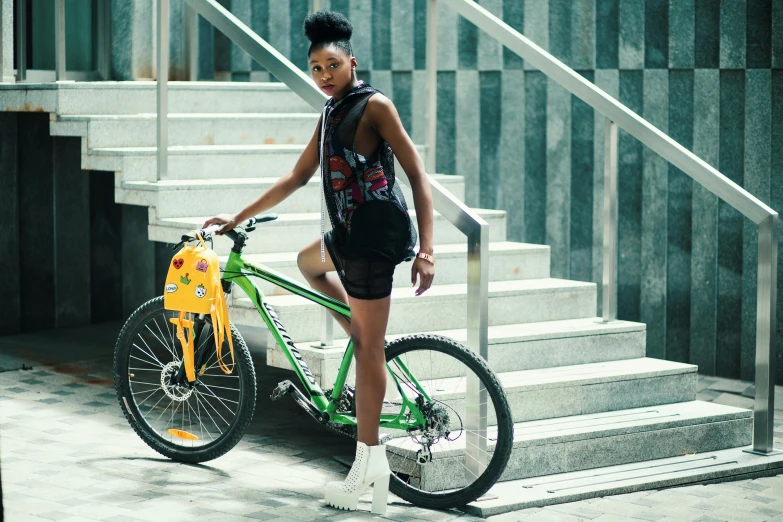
(164, 232, 234, 382)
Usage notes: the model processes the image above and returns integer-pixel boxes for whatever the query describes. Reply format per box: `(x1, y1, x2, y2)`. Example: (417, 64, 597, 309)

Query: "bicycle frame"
(222, 248, 428, 431)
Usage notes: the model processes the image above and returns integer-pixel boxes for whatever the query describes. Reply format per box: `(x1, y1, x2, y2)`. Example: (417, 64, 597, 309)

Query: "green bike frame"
(222, 248, 429, 430)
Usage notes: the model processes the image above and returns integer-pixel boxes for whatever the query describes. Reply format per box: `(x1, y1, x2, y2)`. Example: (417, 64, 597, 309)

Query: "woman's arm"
(367, 94, 435, 295)
(202, 117, 322, 231)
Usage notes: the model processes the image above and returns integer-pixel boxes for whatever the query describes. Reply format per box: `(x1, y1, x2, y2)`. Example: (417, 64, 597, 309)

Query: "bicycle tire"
(383, 334, 513, 510)
(114, 296, 256, 463)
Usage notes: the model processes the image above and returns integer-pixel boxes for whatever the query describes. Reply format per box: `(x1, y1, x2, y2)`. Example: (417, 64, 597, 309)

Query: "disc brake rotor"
(160, 361, 194, 402)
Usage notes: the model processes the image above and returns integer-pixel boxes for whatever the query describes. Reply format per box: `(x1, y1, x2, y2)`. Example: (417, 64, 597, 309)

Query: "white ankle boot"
(325, 441, 391, 514)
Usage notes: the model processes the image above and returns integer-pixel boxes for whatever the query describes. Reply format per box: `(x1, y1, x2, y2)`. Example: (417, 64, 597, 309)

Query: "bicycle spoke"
(196, 382, 240, 393)
(194, 392, 227, 433)
(197, 381, 239, 408)
(195, 389, 233, 426)
(131, 343, 165, 368)
(149, 319, 177, 361)
(133, 387, 162, 406)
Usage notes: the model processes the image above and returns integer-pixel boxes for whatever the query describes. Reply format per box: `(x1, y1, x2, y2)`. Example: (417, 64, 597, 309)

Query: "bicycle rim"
(382, 335, 512, 507)
(120, 308, 246, 451)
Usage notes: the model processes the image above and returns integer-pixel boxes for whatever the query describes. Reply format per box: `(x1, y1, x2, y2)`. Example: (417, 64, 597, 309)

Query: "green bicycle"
(114, 215, 513, 509)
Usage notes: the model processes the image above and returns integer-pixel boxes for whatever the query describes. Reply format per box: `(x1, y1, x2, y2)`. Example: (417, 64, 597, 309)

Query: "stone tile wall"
(0, 114, 164, 335)
(190, 0, 783, 384)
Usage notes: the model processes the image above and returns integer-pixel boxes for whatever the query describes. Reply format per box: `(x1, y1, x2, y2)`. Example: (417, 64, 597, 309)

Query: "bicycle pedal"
(270, 380, 293, 401)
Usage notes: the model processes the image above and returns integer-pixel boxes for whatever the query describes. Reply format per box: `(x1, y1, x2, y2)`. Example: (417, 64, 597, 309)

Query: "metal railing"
(12, 0, 110, 82)
(15, 0, 66, 81)
(156, 0, 491, 474)
(431, 0, 778, 455)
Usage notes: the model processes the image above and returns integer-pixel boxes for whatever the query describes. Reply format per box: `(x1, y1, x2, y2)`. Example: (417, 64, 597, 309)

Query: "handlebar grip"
(247, 213, 278, 226)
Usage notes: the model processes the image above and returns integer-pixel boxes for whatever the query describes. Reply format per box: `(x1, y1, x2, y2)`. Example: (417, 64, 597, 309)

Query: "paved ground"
(1, 322, 783, 522)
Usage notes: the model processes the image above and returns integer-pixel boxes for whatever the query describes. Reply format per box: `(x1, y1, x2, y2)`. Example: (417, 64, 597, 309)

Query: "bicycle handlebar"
(175, 214, 279, 249)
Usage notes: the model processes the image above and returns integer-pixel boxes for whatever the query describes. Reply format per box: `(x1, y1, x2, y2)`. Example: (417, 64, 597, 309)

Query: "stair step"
(266, 319, 645, 383)
(120, 174, 465, 218)
(385, 401, 751, 494)
(464, 445, 783, 517)
(85, 142, 428, 181)
(52, 113, 321, 148)
(233, 278, 596, 339)
(221, 241, 548, 296)
(83, 144, 307, 181)
(436, 358, 696, 423)
(48, 81, 318, 115)
(150, 208, 508, 255)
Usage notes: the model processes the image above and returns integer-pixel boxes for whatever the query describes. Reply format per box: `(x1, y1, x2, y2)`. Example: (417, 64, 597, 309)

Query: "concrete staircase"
(2, 81, 761, 516)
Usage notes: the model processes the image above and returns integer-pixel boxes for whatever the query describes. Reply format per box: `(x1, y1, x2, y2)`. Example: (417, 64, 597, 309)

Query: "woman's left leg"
(324, 294, 392, 514)
(348, 294, 392, 446)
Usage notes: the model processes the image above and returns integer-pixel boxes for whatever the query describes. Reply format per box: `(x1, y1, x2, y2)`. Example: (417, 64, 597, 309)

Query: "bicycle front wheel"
(114, 296, 256, 463)
(382, 334, 513, 510)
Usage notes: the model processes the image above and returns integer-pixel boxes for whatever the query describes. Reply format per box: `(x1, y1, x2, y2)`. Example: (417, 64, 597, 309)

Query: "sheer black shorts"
(324, 230, 398, 300)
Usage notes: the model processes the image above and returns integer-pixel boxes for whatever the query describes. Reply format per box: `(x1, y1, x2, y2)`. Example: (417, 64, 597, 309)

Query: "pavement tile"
(524, 510, 586, 522)
(586, 499, 663, 521)
(244, 512, 280, 521)
(755, 506, 783, 517)
(545, 503, 603, 519)
(734, 480, 771, 492)
(745, 494, 777, 504)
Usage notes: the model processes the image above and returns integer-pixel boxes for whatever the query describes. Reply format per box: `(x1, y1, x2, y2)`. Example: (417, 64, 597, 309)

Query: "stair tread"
(219, 241, 547, 265)
(464, 445, 782, 517)
(58, 112, 320, 120)
(125, 173, 461, 189)
(15, 80, 306, 91)
(284, 318, 642, 352)
(155, 207, 506, 227)
(413, 358, 695, 394)
(91, 144, 307, 155)
(246, 278, 593, 308)
(386, 401, 750, 453)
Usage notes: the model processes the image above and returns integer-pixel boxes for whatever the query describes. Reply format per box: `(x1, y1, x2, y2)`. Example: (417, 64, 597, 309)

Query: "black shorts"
(324, 229, 398, 300)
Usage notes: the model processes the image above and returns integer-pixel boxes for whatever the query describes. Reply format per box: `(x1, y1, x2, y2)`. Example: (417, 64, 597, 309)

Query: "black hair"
(303, 10, 353, 57)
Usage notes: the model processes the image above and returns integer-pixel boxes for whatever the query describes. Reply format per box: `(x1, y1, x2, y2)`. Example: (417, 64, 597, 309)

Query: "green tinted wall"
(195, 0, 783, 384)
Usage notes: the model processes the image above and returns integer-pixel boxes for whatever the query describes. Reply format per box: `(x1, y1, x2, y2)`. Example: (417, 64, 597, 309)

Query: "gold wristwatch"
(417, 252, 435, 265)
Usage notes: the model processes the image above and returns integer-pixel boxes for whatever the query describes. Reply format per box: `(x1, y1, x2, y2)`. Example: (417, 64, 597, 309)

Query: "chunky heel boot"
(325, 441, 391, 515)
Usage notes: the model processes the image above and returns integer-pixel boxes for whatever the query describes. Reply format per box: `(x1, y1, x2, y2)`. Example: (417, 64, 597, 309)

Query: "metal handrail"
(160, 0, 491, 471)
(13, 0, 67, 82)
(436, 0, 778, 455)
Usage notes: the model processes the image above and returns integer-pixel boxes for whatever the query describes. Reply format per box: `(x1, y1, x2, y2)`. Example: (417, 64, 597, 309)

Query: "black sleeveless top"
(318, 82, 417, 263)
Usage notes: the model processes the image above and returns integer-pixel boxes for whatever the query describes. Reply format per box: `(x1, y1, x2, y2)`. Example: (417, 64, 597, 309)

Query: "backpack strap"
(211, 285, 235, 374)
(170, 312, 196, 382)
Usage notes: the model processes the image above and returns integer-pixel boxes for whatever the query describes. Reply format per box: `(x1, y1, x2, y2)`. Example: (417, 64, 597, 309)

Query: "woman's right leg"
(297, 237, 351, 336)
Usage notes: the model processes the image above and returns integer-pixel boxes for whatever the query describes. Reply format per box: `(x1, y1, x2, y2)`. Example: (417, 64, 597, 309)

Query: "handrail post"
(465, 223, 489, 479)
(309, 0, 321, 13)
(54, 0, 65, 81)
(316, 309, 334, 348)
(15, 0, 25, 81)
(184, 4, 198, 81)
(425, 0, 437, 174)
(157, 0, 169, 181)
(602, 119, 618, 322)
(744, 214, 781, 456)
(0, 0, 12, 82)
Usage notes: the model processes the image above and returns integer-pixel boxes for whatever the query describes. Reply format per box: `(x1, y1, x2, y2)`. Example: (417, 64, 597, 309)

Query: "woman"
(202, 10, 435, 514)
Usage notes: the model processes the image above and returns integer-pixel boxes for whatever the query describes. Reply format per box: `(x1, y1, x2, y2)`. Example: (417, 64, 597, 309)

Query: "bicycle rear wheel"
(114, 296, 256, 463)
(382, 334, 513, 510)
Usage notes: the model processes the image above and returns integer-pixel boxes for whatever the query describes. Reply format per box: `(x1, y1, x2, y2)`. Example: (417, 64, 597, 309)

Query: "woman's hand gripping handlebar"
(200, 214, 278, 237)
